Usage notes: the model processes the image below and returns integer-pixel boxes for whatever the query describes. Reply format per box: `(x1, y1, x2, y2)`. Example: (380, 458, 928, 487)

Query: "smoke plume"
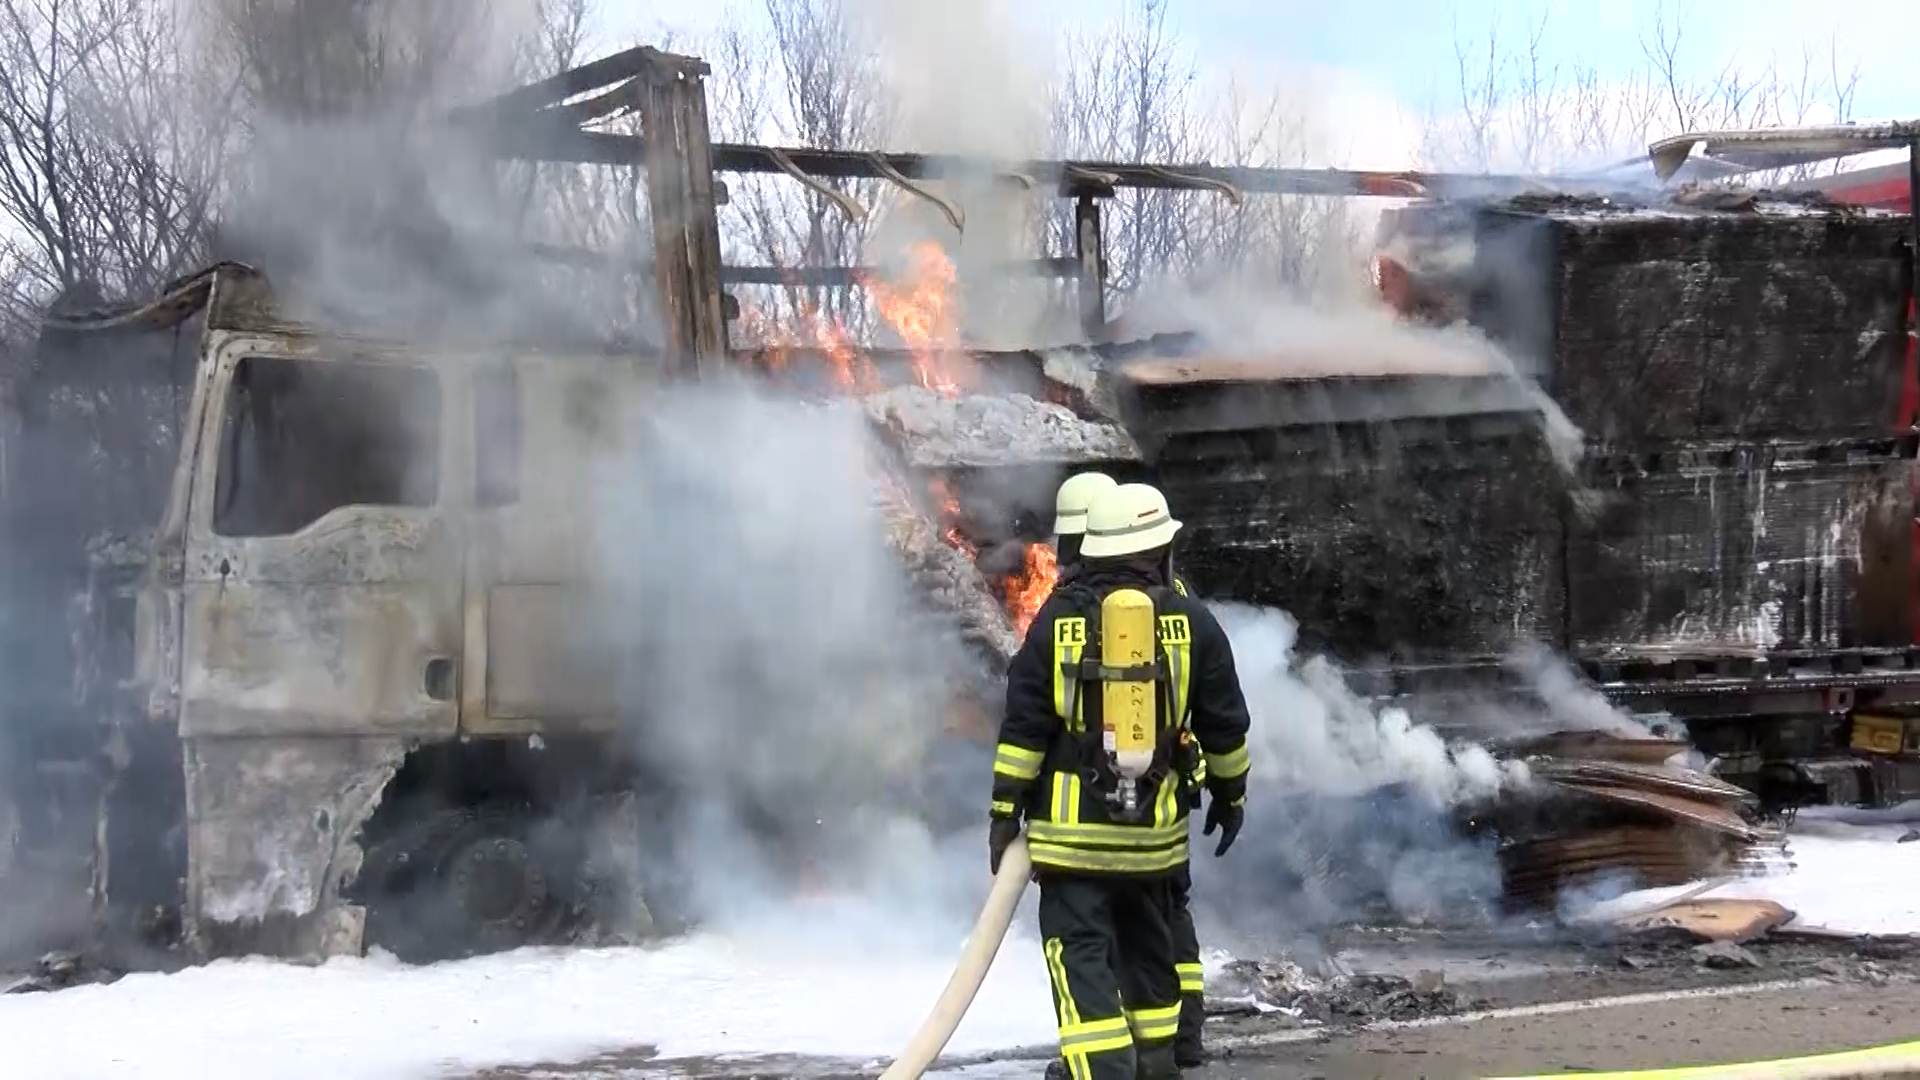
(584, 381, 994, 938)
(1185, 604, 1522, 949)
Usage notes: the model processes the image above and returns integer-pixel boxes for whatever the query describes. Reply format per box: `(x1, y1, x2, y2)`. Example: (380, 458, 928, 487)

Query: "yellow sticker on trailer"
(1850, 713, 1906, 756)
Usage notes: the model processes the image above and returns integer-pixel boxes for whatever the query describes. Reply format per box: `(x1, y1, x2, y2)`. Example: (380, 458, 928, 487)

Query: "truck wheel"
(359, 804, 577, 962)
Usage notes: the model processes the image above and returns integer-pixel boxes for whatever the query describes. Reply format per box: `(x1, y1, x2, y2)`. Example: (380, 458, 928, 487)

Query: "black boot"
(1136, 1043, 1180, 1080)
(1174, 992, 1206, 1068)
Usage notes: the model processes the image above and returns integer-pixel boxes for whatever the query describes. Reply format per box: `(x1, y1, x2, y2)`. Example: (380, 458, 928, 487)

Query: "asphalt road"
(1188, 981, 1920, 1080)
(474, 978, 1920, 1079)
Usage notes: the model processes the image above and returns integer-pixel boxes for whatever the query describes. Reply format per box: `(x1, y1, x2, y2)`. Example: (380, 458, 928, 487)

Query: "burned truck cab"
(1, 266, 662, 964)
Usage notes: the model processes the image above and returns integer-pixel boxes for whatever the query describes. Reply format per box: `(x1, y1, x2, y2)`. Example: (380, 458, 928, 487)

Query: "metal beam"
(722, 258, 1079, 286)
(450, 46, 703, 127)
(481, 122, 1575, 200)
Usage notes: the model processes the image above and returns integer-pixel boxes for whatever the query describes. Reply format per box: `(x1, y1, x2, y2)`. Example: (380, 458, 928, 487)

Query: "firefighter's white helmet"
(1052, 471, 1118, 537)
(1080, 482, 1182, 559)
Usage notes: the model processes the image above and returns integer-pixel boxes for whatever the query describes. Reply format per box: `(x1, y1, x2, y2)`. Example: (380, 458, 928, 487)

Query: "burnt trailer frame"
(451, 44, 1571, 349)
(454, 49, 1920, 805)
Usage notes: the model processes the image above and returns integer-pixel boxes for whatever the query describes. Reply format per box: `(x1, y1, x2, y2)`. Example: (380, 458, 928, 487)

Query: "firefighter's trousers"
(1170, 865, 1204, 1062)
(1037, 872, 1183, 1080)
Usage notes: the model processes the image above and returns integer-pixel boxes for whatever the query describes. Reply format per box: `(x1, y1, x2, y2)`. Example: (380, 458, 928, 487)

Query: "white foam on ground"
(1576, 822, 1920, 936)
(0, 901, 1058, 1080)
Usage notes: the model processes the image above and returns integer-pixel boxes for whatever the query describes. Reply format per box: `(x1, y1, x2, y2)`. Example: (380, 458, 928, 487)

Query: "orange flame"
(1005, 542, 1058, 637)
(866, 242, 967, 395)
(926, 476, 975, 558)
(748, 242, 1060, 642)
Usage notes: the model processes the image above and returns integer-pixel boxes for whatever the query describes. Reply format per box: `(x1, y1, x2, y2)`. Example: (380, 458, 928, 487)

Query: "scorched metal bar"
(721, 259, 1079, 286)
(484, 126, 1567, 200)
(450, 46, 699, 127)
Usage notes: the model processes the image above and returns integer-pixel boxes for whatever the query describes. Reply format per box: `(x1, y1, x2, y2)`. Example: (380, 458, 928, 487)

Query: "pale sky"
(596, 0, 1920, 169)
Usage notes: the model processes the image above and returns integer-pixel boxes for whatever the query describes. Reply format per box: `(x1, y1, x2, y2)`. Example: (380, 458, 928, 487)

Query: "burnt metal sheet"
(1648, 121, 1920, 181)
(180, 581, 459, 738)
(482, 586, 622, 723)
(183, 734, 403, 960)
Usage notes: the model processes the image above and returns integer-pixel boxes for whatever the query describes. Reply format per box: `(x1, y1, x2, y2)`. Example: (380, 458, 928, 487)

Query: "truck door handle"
(423, 657, 455, 702)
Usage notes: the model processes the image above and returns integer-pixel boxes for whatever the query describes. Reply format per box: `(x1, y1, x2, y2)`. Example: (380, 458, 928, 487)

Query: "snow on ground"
(0, 896, 1059, 1080)
(14, 822, 1920, 1079)
(1578, 821, 1920, 936)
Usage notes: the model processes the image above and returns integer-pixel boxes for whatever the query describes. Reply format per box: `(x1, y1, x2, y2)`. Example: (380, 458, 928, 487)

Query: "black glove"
(989, 817, 1023, 875)
(1202, 796, 1243, 858)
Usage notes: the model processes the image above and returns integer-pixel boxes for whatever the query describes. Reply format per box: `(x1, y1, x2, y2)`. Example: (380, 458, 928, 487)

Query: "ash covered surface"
(1209, 957, 1472, 1024)
(862, 385, 1141, 470)
(870, 471, 1020, 666)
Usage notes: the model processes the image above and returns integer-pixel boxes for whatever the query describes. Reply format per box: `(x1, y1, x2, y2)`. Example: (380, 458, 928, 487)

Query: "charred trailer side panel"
(1387, 199, 1915, 446)
(1379, 195, 1920, 807)
(1381, 197, 1918, 657)
(1569, 443, 1915, 654)
(0, 300, 199, 965)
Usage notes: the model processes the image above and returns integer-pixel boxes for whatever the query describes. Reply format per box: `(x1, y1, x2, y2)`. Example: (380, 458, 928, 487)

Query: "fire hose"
(878, 836, 1033, 1080)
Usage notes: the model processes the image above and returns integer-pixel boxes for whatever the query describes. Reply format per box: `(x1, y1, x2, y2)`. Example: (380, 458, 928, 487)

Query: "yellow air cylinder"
(1101, 588, 1157, 779)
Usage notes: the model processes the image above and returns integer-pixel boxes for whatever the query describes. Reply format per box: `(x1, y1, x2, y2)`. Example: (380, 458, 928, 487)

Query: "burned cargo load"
(1115, 341, 1573, 664)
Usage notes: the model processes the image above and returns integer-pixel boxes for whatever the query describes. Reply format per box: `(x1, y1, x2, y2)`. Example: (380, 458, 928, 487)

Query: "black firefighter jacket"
(991, 566, 1252, 875)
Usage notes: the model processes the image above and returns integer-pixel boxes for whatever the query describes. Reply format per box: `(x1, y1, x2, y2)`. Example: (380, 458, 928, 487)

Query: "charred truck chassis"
(3, 46, 1918, 968)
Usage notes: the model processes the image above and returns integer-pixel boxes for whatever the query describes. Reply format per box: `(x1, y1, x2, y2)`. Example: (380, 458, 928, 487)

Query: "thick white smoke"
(581, 380, 993, 942)
(1215, 602, 1527, 805)
(1186, 603, 1527, 950)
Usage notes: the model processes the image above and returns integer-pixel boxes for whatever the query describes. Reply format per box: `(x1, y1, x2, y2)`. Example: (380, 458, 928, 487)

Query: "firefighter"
(1049, 471, 1211, 1066)
(990, 482, 1252, 1080)
(1051, 471, 1118, 577)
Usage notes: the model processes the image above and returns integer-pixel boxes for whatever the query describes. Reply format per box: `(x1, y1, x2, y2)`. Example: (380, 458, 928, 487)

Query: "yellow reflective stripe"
(1027, 818, 1185, 848)
(1158, 617, 1190, 726)
(993, 742, 1044, 780)
(1059, 1015, 1132, 1055)
(1049, 772, 1083, 826)
(1172, 578, 1189, 597)
(1124, 1002, 1182, 1041)
(1052, 617, 1088, 731)
(1043, 937, 1080, 1026)
(1028, 839, 1189, 873)
(1152, 771, 1180, 828)
(990, 799, 1017, 817)
(1176, 962, 1205, 993)
(1484, 1038, 1920, 1079)
(1191, 754, 1208, 783)
(1204, 742, 1250, 780)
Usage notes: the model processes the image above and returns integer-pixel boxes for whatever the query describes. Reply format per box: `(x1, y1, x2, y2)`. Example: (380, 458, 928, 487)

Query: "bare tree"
(1433, 1, 1862, 176)
(714, 0, 891, 336)
(1043, 0, 1212, 305)
(0, 0, 229, 301)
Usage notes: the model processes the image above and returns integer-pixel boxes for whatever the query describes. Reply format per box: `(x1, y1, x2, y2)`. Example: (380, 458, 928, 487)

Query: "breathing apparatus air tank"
(1100, 587, 1158, 817)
